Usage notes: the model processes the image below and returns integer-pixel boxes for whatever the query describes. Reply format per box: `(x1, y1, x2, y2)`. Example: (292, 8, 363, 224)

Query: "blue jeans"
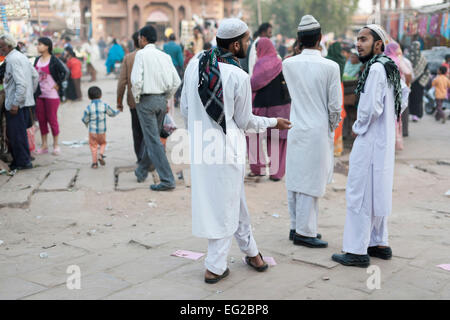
(135, 94, 175, 188)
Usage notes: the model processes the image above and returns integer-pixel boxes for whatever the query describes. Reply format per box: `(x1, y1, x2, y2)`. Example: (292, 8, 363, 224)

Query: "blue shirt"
(163, 41, 184, 68)
(82, 100, 119, 134)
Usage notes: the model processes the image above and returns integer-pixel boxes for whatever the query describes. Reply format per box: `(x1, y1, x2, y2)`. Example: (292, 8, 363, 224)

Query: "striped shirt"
(81, 99, 120, 134)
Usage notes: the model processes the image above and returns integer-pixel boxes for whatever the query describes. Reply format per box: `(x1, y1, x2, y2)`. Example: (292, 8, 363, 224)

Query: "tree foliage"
(243, 0, 360, 38)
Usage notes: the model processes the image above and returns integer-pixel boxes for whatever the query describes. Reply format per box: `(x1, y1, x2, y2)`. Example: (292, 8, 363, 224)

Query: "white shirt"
(181, 58, 277, 239)
(130, 43, 181, 104)
(346, 62, 409, 217)
(282, 49, 342, 197)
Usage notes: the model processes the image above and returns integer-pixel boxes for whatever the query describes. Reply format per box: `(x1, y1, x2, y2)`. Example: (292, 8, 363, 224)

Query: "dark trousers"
(435, 99, 445, 120)
(6, 107, 31, 167)
(130, 108, 144, 162)
(135, 94, 175, 188)
(401, 106, 409, 137)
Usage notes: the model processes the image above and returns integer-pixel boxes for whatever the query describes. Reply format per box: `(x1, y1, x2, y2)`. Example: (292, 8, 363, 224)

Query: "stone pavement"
(0, 61, 449, 300)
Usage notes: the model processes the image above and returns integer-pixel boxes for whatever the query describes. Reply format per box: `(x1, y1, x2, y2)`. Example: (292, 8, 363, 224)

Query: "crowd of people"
(0, 14, 449, 285)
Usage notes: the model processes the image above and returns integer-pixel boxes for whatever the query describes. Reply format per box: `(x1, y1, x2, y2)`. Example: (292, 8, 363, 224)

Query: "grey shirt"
(4, 49, 38, 110)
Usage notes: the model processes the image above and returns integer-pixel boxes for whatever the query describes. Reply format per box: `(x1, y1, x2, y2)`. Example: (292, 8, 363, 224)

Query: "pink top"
(35, 59, 59, 99)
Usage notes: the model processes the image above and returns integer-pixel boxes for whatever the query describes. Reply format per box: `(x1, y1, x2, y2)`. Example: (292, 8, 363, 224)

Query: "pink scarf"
(250, 38, 282, 92)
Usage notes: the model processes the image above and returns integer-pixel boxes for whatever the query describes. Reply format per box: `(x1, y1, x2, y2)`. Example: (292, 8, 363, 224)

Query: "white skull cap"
(365, 24, 389, 46)
(217, 18, 249, 39)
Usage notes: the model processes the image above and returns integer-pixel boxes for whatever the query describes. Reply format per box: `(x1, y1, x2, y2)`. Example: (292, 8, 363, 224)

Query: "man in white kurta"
(332, 25, 409, 267)
(181, 18, 291, 283)
(282, 15, 342, 248)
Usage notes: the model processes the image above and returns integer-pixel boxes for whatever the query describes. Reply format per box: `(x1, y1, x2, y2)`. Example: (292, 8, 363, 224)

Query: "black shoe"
(289, 229, 321, 240)
(269, 177, 281, 182)
(10, 163, 33, 171)
(332, 253, 370, 268)
(245, 252, 269, 272)
(150, 183, 175, 191)
(204, 268, 230, 284)
(367, 246, 392, 260)
(293, 233, 327, 248)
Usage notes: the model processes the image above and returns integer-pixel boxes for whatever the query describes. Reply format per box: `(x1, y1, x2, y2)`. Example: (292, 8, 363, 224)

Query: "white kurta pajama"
(282, 49, 342, 237)
(342, 62, 409, 255)
(181, 57, 277, 275)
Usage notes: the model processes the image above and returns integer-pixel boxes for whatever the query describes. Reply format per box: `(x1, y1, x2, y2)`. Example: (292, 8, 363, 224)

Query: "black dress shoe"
(289, 229, 321, 240)
(332, 253, 370, 268)
(368, 246, 392, 260)
(293, 233, 328, 248)
(150, 183, 175, 191)
(10, 163, 33, 171)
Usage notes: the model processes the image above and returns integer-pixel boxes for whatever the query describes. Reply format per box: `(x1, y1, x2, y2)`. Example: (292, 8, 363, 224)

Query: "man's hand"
(351, 131, 358, 138)
(10, 106, 19, 115)
(53, 84, 59, 91)
(274, 118, 292, 130)
(117, 104, 124, 112)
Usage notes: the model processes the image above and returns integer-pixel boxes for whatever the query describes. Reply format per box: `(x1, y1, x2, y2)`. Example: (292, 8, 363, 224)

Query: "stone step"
(0, 169, 49, 208)
(38, 169, 78, 192)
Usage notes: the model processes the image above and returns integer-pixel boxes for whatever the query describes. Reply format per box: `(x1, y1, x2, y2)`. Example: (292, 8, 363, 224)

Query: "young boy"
(432, 66, 450, 123)
(82, 86, 120, 168)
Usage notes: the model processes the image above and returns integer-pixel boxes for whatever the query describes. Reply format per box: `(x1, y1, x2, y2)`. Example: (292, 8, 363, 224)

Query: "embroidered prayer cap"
(364, 24, 389, 46)
(297, 15, 321, 32)
(217, 18, 249, 39)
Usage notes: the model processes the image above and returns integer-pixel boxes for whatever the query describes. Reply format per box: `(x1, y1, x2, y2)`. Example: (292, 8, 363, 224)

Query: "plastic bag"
(27, 126, 36, 153)
(163, 113, 177, 136)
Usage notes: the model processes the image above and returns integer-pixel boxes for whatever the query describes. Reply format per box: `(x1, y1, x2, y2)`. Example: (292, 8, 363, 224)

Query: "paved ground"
(0, 60, 449, 300)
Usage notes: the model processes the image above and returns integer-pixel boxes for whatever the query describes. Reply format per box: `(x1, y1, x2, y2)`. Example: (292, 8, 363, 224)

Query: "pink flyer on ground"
(437, 264, 450, 271)
(171, 250, 205, 260)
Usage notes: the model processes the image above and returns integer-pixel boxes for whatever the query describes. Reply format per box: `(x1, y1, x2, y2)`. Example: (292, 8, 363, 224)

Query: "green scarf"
(355, 54, 402, 121)
(326, 42, 346, 80)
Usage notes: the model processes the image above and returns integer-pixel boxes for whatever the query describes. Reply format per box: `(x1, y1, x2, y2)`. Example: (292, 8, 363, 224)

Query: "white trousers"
(343, 165, 389, 254)
(287, 191, 319, 237)
(205, 189, 259, 276)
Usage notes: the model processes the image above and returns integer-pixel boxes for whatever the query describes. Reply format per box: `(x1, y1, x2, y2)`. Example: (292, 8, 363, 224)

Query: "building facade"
(80, 0, 244, 41)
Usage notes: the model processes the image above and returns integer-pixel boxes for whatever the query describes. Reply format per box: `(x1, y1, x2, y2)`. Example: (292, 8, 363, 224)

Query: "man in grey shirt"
(0, 34, 38, 170)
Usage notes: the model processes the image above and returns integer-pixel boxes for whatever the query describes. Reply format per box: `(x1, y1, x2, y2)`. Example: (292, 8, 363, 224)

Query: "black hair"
(64, 36, 71, 42)
(169, 33, 176, 41)
(342, 46, 351, 53)
(216, 32, 246, 51)
(38, 37, 53, 54)
(65, 47, 76, 58)
(88, 86, 102, 100)
(140, 25, 157, 44)
(439, 65, 447, 75)
(257, 22, 272, 36)
(366, 28, 385, 52)
(445, 54, 450, 61)
(132, 32, 139, 49)
(203, 42, 212, 51)
(297, 29, 321, 49)
(112, 38, 117, 44)
(194, 26, 202, 32)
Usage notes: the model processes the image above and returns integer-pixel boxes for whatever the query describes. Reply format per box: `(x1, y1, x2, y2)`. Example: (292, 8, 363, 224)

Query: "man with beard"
(181, 18, 291, 283)
(332, 25, 409, 267)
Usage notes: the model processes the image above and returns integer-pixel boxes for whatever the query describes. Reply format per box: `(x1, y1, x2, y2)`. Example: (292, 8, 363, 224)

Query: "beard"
(235, 45, 246, 59)
(358, 42, 376, 63)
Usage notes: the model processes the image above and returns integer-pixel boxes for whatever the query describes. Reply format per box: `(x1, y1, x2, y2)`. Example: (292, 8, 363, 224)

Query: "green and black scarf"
(355, 54, 402, 121)
(198, 48, 241, 134)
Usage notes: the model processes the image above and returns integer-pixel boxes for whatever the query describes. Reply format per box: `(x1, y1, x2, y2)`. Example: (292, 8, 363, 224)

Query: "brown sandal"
(91, 162, 98, 169)
(204, 268, 230, 284)
(245, 253, 269, 272)
(98, 154, 106, 166)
